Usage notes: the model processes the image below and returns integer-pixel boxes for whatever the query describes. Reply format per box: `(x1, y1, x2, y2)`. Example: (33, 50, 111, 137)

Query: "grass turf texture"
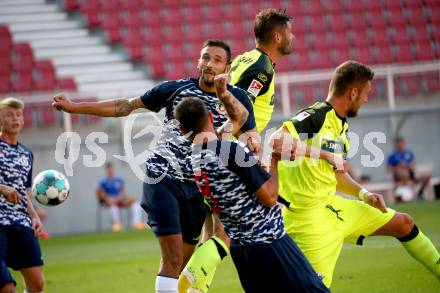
(11, 200, 440, 292)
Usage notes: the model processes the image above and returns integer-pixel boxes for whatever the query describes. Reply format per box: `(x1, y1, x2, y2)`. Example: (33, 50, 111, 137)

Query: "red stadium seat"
(100, 0, 119, 14)
(21, 103, 34, 128)
(39, 104, 56, 126)
(330, 32, 350, 49)
(120, 0, 142, 11)
(388, 10, 407, 27)
(0, 57, 11, 75)
(127, 43, 144, 61)
(162, 9, 183, 27)
(327, 14, 346, 32)
(143, 45, 163, 64)
(58, 77, 77, 91)
(372, 46, 394, 64)
(345, 13, 367, 31)
(0, 76, 10, 94)
(369, 30, 390, 47)
(0, 25, 11, 39)
(396, 75, 421, 96)
(414, 43, 435, 61)
(366, 11, 387, 29)
(421, 73, 440, 93)
(0, 37, 12, 55)
(394, 44, 414, 63)
(11, 74, 33, 93)
(163, 26, 184, 45)
(391, 27, 411, 45)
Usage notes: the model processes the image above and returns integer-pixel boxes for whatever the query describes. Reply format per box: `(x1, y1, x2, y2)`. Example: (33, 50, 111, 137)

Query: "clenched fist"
(52, 93, 75, 113)
(214, 73, 229, 99)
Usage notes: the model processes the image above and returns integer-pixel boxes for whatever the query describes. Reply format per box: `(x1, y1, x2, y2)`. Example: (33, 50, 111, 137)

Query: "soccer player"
(0, 97, 45, 293)
(52, 39, 256, 293)
(179, 9, 294, 291)
(174, 97, 329, 293)
(230, 8, 294, 133)
(275, 60, 440, 288)
(96, 161, 143, 232)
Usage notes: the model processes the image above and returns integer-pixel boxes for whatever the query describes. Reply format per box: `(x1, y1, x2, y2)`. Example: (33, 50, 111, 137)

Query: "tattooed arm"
(52, 93, 146, 117)
(214, 74, 249, 138)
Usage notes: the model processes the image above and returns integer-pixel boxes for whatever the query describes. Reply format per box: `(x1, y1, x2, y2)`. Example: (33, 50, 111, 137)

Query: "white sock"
(155, 275, 178, 293)
(110, 205, 121, 224)
(131, 200, 142, 224)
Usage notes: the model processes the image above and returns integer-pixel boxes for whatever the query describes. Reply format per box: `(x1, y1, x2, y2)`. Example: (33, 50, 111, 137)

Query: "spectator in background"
(96, 162, 144, 232)
(387, 136, 431, 202)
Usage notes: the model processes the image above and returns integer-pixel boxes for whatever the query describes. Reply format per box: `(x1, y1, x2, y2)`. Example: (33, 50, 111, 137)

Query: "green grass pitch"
(11, 201, 440, 292)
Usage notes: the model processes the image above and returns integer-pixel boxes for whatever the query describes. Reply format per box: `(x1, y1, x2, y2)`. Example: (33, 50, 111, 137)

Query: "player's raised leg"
(372, 212, 440, 280)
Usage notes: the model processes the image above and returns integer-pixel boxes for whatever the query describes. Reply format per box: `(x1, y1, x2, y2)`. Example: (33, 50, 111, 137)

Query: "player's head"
(198, 39, 232, 86)
(174, 97, 212, 141)
(0, 97, 24, 135)
(395, 136, 406, 151)
(254, 9, 293, 56)
(105, 161, 114, 177)
(329, 61, 374, 117)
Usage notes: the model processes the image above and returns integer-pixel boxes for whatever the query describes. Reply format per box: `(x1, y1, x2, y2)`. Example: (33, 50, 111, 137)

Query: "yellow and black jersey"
(229, 48, 275, 132)
(277, 101, 350, 211)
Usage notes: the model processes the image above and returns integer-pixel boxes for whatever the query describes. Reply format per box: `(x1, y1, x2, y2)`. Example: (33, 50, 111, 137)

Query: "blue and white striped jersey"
(0, 138, 33, 227)
(140, 77, 255, 182)
(191, 140, 285, 244)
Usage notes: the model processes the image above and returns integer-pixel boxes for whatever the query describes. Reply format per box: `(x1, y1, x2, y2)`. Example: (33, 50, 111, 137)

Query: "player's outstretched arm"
(214, 74, 249, 137)
(52, 93, 146, 117)
(335, 172, 387, 212)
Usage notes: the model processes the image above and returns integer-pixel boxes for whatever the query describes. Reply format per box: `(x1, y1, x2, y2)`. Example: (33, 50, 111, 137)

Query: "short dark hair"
(329, 60, 375, 96)
(174, 97, 208, 135)
(254, 9, 292, 45)
(202, 39, 232, 64)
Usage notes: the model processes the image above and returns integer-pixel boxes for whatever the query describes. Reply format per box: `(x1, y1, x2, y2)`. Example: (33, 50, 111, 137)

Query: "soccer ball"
(32, 170, 70, 206)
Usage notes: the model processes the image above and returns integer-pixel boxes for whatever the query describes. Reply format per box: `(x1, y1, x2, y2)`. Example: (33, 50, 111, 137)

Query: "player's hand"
(0, 185, 20, 204)
(52, 93, 75, 113)
(364, 192, 388, 213)
(270, 135, 297, 162)
(31, 215, 43, 235)
(214, 73, 229, 99)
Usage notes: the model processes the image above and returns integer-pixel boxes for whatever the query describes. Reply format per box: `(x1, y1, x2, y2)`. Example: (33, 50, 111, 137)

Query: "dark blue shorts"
(0, 225, 43, 271)
(141, 176, 205, 245)
(0, 259, 15, 289)
(230, 234, 329, 293)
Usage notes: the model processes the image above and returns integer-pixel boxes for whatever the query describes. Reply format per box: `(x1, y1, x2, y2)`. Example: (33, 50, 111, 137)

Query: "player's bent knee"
(395, 213, 415, 237)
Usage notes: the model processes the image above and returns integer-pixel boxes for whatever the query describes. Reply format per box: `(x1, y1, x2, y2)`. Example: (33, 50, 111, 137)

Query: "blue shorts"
(141, 176, 205, 245)
(0, 225, 43, 270)
(230, 234, 329, 293)
(0, 259, 15, 289)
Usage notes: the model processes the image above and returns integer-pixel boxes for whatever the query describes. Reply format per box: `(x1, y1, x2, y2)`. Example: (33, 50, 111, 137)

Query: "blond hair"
(0, 97, 24, 112)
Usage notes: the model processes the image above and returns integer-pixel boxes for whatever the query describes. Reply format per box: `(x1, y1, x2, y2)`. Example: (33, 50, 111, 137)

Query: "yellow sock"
(178, 237, 229, 292)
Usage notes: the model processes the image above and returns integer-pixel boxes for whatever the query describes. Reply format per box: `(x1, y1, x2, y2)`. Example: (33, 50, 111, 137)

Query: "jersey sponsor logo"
(257, 73, 268, 83)
(293, 111, 310, 122)
(321, 139, 345, 154)
(247, 79, 264, 97)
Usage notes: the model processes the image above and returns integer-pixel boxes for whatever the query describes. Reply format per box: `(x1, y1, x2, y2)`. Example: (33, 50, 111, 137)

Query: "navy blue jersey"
(0, 139, 33, 228)
(191, 140, 285, 244)
(141, 77, 256, 181)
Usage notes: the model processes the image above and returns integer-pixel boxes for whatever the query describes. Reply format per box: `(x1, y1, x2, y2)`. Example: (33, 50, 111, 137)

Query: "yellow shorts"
(283, 195, 396, 288)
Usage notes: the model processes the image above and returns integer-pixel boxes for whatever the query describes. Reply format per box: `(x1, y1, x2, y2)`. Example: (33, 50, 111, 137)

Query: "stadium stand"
(0, 25, 77, 95)
(62, 0, 439, 100)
